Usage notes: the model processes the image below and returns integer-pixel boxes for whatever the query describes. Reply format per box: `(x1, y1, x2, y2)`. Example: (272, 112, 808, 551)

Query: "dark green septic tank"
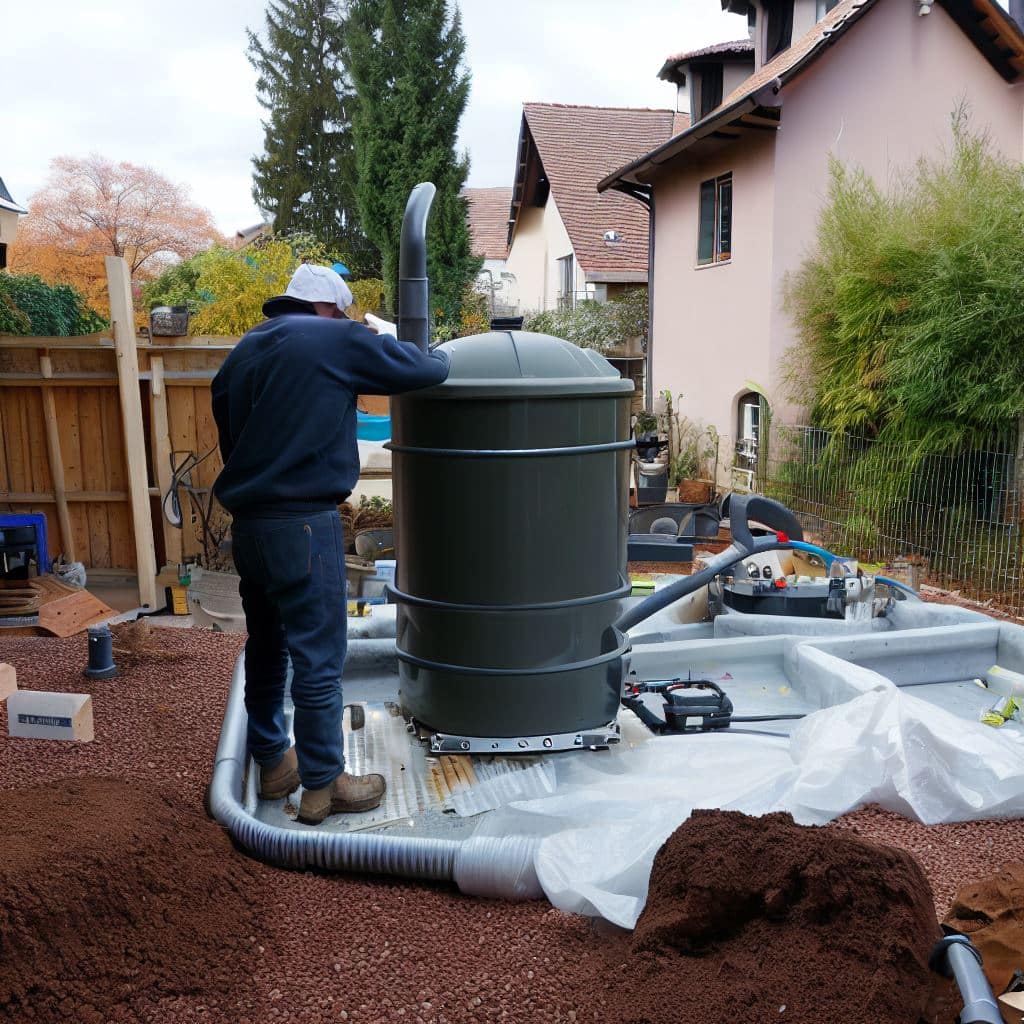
(388, 330, 635, 747)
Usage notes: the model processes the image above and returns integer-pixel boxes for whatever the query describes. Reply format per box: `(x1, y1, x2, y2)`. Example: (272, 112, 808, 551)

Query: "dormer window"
(699, 65, 724, 117)
(765, 0, 794, 59)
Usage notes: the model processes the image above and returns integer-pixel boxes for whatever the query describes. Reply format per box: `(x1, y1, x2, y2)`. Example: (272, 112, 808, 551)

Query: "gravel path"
(1, 627, 1021, 1022)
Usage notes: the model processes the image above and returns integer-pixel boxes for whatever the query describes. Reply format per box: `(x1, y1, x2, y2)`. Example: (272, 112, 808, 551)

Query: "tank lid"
(431, 331, 635, 398)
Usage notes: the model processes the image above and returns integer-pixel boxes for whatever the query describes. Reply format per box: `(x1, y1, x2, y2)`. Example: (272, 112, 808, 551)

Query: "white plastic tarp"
(459, 689, 1024, 928)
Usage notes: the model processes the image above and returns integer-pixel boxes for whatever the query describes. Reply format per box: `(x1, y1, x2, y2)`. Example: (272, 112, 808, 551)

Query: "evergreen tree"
(247, 0, 377, 272)
(345, 0, 480, 323)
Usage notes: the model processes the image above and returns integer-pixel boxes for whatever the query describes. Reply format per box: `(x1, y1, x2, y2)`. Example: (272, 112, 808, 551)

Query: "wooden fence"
(0, 258, 237, 607)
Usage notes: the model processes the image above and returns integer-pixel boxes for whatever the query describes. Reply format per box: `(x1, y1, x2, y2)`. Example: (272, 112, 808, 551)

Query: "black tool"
(622, 677, 734, 733)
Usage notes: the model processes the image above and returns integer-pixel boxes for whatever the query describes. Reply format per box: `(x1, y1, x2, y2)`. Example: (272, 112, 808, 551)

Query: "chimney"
(1012, 0, 1024, 30)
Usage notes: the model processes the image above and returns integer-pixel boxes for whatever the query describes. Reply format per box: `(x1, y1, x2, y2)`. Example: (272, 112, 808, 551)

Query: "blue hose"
(786, 540, 920, 599)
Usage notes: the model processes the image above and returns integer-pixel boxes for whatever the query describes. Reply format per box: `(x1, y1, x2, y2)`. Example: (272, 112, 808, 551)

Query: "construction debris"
(945, 864, 1024, 994)
(6, 691, 92, 742)
(110, 617, 187, 667)
(0, 664, 16, 702)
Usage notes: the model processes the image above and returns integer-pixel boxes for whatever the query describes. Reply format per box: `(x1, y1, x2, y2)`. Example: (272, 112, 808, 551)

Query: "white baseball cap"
(263, 263, 354, 318)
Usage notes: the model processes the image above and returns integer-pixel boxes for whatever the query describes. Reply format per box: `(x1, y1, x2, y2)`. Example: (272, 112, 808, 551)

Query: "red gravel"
(1, 627, 1022, 1023)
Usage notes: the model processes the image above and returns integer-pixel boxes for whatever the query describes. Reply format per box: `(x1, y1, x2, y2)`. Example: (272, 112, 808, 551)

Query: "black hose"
(397, 182, 436, 352)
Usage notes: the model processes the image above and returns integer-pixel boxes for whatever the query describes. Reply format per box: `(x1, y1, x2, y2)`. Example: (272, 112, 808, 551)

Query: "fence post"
(105, 256, 158, 608)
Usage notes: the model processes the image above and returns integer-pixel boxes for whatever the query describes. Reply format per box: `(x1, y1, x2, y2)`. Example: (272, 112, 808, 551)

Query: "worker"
(212, 264, 449, 825)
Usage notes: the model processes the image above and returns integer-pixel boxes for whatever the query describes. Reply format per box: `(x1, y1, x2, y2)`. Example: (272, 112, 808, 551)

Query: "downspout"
(609, 182, 655, 409)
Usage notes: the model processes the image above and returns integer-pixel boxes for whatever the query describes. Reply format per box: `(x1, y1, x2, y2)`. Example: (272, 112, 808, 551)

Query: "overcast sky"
(2, 1, 746, 236)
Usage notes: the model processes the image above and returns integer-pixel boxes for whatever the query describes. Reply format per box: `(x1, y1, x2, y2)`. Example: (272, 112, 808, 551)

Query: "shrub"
(0, 272, 106, 336)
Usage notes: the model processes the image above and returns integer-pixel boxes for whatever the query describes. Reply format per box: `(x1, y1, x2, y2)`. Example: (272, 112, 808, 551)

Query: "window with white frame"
(697, 173, 733, 266)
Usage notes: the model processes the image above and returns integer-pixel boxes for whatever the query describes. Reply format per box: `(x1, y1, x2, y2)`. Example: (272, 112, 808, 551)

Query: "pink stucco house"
(601, 0, 1024, 483)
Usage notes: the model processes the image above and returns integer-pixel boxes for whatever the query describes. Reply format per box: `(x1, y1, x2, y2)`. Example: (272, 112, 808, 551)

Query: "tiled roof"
(0, 177, 27, 215)
(518, 103, 688, 276)
(462, 187, 512, 261)
(659, 39, 754, 79)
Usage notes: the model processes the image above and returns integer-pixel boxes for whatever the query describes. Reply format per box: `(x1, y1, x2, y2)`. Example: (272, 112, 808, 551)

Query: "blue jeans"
(230, 510, 347, 789)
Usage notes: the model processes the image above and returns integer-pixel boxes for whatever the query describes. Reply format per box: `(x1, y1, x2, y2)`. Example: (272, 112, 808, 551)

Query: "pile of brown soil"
(0, 777, 262, 1023)
(945, 863, 1024, 993)
(587, 810, 942, 1024)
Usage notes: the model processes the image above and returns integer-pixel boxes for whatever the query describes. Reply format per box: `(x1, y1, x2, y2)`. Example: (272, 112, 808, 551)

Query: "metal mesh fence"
(760, 424, 1024, 610)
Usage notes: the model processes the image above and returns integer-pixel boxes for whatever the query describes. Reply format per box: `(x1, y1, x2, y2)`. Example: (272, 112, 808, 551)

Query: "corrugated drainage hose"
(208, 656, 461, 881)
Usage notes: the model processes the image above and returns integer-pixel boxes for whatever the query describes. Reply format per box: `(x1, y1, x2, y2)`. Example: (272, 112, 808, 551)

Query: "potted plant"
(661, 391, 718, 504)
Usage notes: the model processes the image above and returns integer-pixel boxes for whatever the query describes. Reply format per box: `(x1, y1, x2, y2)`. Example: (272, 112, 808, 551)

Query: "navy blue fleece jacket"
(212, 312, 449, 516)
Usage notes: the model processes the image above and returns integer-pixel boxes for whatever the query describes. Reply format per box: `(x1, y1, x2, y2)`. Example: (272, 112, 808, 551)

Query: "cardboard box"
(7, 691, 93, 742)
(0, 663, 16, 702)
(1000, 990, 1024, 1024)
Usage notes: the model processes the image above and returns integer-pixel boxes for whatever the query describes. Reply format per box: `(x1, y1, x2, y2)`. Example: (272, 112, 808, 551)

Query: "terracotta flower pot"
(677, 479, 711, 504)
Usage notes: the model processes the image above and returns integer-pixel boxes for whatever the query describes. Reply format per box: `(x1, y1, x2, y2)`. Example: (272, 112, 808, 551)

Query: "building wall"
(649, 131, 777, 470)
(505, 194, 578, 313)
(0, 209, 20, 246)
(650, 0, 1024, 480)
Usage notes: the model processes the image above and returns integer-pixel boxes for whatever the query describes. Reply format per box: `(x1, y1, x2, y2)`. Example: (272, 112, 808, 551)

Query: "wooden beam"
(106, 256, 158, 608)
(37, 354, 76, 561)
(0, 375, 119, 386)
(149, 355, 182, 564)
(0, 331, 110, 349)
(1, 490, 131, 503)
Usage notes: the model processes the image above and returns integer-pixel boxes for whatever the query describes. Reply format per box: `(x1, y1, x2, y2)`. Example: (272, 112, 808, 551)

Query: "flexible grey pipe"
(397, 182, 436, 352)
(931, 934, 1003, 1024)
(208, 655, 460, 879)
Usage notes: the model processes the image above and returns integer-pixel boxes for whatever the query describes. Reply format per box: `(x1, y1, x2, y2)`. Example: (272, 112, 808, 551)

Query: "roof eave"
(0, 198, 27, 216)
(598, 81, 782, 191)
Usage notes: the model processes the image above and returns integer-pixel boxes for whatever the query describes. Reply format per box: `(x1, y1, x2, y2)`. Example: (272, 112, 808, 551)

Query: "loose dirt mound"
(0, 777, 262, 1023)
(594, 809, 942, 1024)
(945, 863, 1024, 993)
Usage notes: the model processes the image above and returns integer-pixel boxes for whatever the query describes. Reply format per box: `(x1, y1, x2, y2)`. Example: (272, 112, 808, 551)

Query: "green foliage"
(141, 254, 207, 314)
(785, 111, 1024, 454)
(345, 0, 481, 325)
(633, 409, 658, 436)
(247, 0, 377, 273)
(349, 277, 384, 316)
(0, 272, 106, 336)
(659, 390, 719, 485)
(524, 289, 649, 354)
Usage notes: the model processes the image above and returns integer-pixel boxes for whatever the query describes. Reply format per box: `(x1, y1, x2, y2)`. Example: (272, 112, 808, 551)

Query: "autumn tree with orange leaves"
(10, 155, 222, 315)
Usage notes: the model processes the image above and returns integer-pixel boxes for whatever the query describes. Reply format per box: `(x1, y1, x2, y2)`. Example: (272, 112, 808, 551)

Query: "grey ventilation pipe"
(397, 182, 436, 352)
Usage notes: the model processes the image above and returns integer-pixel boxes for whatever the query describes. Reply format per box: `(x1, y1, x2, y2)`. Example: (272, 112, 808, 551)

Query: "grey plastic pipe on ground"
(208, 654, 540, 896)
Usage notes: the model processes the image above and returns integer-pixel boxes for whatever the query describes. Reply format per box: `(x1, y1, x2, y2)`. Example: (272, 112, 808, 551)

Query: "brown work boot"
(258, 747, 300, 800)
(297, 772, 386, 824)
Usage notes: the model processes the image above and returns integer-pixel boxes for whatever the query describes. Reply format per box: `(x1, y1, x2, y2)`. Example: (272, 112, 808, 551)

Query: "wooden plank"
(0, 331, 109, 349)
(167, 385, 201, 560)
(106, 256, 157, 607)
(77, 388, 111, 568)
(150, 356, 182, 564)
(0, 391, 10, 493)
(38, 353, 75, 560)
(0, 376, 119, 386)
(13, 391, 33, 494)
(38, 588, 118, 638)
(0, 491, 131, 502)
